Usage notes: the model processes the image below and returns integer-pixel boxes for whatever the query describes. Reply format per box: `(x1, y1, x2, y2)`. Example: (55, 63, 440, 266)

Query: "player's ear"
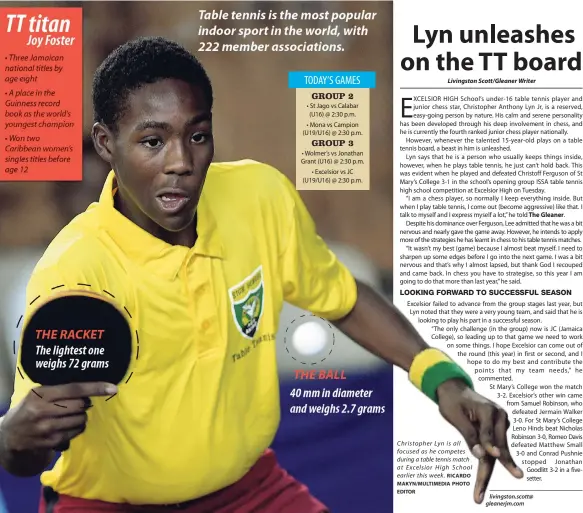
(91, 122, 115, 163)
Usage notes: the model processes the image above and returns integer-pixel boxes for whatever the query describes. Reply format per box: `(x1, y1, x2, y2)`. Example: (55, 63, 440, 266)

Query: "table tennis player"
(0, 37, 523, 512)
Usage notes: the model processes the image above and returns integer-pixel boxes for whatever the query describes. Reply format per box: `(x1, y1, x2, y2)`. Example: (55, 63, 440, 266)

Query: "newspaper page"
(394, 0, 583, 511)
(0, 1, 394, 512)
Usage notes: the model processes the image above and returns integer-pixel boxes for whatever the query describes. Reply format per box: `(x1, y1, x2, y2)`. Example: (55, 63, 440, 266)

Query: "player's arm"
(275, 170, 522, 504)
(0, 251, 118, 476)
(333, 282, 523, 502)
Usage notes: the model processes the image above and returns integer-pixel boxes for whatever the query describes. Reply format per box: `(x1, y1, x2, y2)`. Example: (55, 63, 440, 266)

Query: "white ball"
(292, 321, 328, 356)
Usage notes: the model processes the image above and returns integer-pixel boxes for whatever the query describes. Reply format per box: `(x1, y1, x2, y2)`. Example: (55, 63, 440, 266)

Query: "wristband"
(409, 348, 474, 403)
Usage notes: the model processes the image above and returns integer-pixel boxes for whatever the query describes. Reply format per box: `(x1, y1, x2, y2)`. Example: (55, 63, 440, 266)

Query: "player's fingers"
(54, 441, 70, 452)
(476, 405, 499, 458)
(36, 413, 87, 437)
(439, 403, 482, 458)
(46, 426, 87, 450)
(494, 408, 524, 478)
(60, 426, 87, 443)
(47, 398, 92, 414)
(474, 454, 496, 504)
(54, 413, 88, 432)
(41, 382, 117, 402)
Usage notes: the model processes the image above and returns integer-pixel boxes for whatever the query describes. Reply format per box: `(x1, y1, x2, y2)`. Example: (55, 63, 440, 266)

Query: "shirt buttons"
(202, 320, 211, 331)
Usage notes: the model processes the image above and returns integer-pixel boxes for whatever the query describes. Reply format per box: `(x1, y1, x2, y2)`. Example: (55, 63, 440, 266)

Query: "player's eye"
(141, 137, 163, 149)
(191, 132, 209, 144)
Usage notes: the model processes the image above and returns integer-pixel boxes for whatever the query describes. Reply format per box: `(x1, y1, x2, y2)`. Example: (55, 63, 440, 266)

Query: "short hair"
(92, 36, 213, 130)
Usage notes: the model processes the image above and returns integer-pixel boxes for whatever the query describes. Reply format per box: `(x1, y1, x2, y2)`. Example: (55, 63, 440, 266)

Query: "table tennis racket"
(19, 291, 134, 451)
(20, 290, 133, 386)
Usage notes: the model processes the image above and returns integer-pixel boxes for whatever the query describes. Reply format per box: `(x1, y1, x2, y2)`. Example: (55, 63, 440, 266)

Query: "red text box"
(0, 7, 83, 181)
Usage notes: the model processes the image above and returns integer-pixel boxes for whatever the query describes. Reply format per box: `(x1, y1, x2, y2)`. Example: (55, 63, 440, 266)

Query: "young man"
(0, 37, 522, 512)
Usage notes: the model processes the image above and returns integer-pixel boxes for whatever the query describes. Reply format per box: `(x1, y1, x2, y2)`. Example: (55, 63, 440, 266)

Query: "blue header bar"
(288, 71, 376, 89)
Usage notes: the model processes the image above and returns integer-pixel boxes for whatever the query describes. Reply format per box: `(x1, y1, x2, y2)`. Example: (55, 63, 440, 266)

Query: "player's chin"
(155, 209, 196, 233)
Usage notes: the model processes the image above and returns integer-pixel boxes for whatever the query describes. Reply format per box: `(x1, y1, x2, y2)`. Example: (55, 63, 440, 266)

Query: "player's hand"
(436, 379, 524, 504)
(0, 382, 116, 453)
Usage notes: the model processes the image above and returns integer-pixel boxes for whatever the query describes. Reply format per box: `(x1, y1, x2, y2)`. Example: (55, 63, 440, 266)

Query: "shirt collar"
(94, 171, 224, 279)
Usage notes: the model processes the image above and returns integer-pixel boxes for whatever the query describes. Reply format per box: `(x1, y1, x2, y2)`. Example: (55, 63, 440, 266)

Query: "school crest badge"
(229, 266, 264, 339)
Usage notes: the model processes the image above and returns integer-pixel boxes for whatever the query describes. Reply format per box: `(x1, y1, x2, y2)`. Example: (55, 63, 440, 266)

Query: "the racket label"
(20, 293, 133, 386)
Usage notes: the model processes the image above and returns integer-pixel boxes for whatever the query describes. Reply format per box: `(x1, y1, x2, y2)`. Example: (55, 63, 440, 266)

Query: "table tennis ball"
(292, 321, 328, 355)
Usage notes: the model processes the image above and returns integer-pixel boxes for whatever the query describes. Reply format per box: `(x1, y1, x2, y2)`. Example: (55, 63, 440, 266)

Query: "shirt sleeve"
(277, 173, 358, 320)
(10, 242, 123, 409)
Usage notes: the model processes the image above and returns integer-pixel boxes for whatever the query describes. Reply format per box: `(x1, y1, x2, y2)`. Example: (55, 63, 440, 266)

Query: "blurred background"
(0, 1, 393, 512)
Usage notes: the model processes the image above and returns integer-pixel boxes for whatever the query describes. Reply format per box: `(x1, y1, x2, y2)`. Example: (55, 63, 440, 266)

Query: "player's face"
(104, 78, 214, 237)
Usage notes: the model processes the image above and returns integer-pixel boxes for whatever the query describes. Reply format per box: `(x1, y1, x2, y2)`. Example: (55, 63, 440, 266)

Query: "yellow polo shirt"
(10, 159, 357, 504)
